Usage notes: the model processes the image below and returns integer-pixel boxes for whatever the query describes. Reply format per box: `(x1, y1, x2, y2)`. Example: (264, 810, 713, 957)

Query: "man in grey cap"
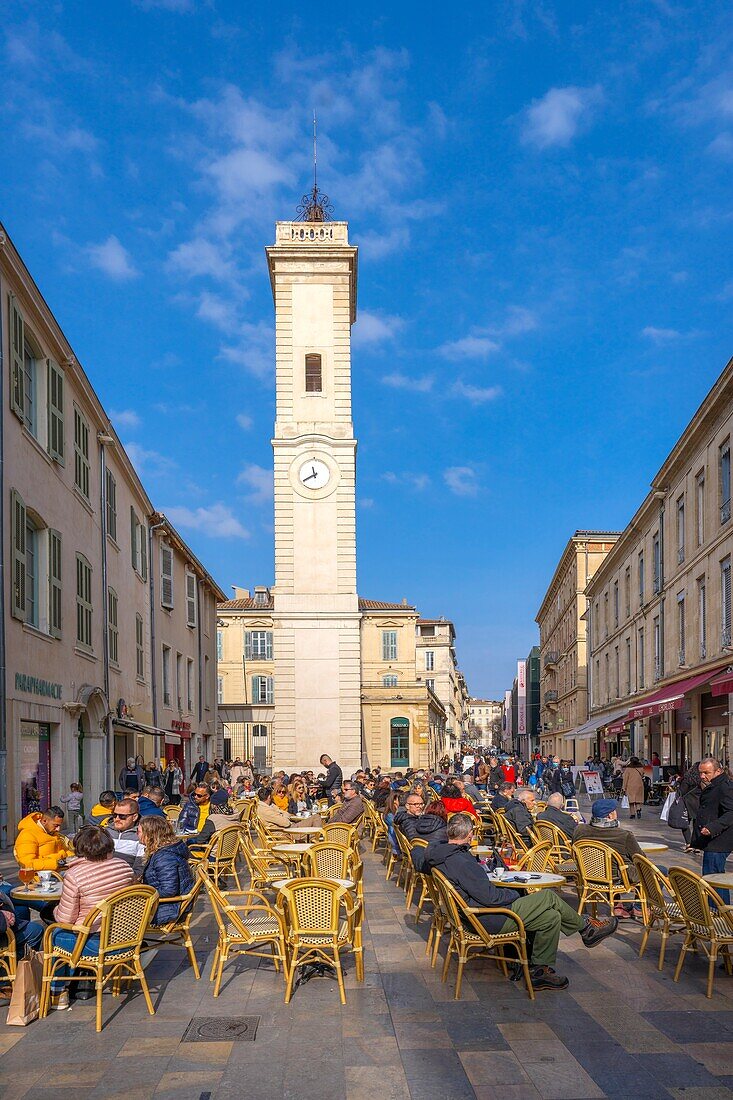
(573, 798, 643, 918)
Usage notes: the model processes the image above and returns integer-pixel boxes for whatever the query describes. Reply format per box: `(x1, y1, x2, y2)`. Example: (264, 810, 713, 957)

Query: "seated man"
(394, 789, 427, 840)
(138, 786, 166, 818)
(256, 786, 295, 833)
(14, 806, 73, 871)
(573, 798, 643, 916)
(491, 782, 516, 811)
(413, 813, 617, 990)
(178, 784, 217, 847)
(105, 798, 146, 871)
(462, 773, 488, 806)
(537, 792, 578, 840)
(330, 780, 364, 824)
(504, 789, 536, 840)
(86, 790, 116, 826)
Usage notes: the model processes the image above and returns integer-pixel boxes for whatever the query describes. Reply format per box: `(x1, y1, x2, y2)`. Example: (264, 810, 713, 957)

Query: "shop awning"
(710, 668, 733, 697)
(627, 669, 720, 720)
(604, 715, 630, 735)
(114, 718, 181, 739)
(567, 706, 630, 740)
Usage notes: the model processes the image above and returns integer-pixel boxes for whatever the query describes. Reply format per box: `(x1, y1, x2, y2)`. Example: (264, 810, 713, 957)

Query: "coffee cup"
(39, 871, 54, 890)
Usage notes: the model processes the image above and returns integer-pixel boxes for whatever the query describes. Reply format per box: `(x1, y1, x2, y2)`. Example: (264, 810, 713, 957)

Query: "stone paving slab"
(0, 808, 731, 1099)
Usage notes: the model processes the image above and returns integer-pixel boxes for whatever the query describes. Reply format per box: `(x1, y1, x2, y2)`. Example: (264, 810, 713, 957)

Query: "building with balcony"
(468, 699, 503, 745)
(535, 531, 620, 760)
(585, 355, 733, 769)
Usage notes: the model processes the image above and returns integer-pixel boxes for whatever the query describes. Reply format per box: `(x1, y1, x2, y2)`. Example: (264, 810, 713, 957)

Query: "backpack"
(667, 795, 690, 831)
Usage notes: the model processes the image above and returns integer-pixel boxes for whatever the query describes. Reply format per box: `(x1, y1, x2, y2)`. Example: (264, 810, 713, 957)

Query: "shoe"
(581, 915, 618, 947)
(50, 991, 70, 1010)
(74, 981, 94, 1000)
(613, 905, 636, 920)
(531, 966, 569, 991)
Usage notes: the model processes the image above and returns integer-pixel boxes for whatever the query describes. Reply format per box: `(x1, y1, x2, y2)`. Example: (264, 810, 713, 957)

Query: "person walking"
(692, 757, 733, 902)
(163, 759, 184, 806)
(118, 757, 145, 794)
(676, 762, 702, 851)
(319, 754, 343, 805)
(622, 757, 646, 820)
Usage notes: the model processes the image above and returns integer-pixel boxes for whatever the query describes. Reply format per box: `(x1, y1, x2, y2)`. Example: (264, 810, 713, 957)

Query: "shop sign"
(15, 673, 62, 700)
(172, 720, 192, 739)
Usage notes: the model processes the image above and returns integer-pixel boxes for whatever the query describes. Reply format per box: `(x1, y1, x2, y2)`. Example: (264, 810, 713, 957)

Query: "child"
(60, 782, 84, 832)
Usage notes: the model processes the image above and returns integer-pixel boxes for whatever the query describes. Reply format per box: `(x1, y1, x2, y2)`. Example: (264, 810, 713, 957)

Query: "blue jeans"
(49, 930, 125, 993)
(702, 850, 730, 904)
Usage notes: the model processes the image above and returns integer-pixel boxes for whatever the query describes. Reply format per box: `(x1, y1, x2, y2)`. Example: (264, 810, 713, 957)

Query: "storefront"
(700, 692, 729, 766)
(19, 721, 51, 817)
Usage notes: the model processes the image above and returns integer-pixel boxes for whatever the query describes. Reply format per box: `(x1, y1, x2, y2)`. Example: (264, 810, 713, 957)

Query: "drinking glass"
(18, 867, 36, 889)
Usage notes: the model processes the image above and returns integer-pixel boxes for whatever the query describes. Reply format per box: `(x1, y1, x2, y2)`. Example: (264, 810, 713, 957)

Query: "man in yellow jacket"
(14, 806, 73, 870)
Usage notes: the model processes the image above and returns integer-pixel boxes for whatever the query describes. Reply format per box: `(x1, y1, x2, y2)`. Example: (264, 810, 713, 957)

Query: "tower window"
(305, 353, 322, 393)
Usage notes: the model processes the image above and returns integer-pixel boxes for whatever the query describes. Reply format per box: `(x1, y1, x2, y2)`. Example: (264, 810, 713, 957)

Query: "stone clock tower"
(266, 193, 361, 772)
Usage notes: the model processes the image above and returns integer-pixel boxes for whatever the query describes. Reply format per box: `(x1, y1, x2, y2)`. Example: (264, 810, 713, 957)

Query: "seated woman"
(287, 776, 314, 816)
(440, 782, 481, 820)
(415, 800, 449, 843)
(50, 825, 134, 1009)
(209, 780, 231, 812)
(384, 790, 403, 856)
(138, 816, 194, 925)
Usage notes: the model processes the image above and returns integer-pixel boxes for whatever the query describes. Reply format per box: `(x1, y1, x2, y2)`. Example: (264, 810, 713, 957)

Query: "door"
(390, 717, 410, 770)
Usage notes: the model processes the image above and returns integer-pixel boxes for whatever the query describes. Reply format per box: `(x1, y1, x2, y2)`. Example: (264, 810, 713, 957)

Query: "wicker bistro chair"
(632, 855, 687, 971)
(279, 878, 364, 1004)
(196, 824, 247, 889)
(144, 874, 205, 978)
(39, 884, 159, 1032)
(515, 841, 554, 877)
(668, 867, 733, 998)
(198, 866, 288, 997)
(321, 822, 360, 850)
(306, 842, 360, 884)
(573, 839, 640, 917)
(366, 803, 389, 855)
(0, 927, 16, 985)
(431, 869, 534, 1000)
(163, 804, 181, 821)
(531, 821, 579, 890)
(240, 834, 291, 892)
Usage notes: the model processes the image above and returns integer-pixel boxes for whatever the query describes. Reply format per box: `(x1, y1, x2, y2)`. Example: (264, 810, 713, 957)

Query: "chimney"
(232, 586, 250, 600)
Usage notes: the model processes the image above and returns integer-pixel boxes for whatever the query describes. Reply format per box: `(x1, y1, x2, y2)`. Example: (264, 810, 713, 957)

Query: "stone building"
(535, 531, 620, 760)
(0, 222, 223, 841)
(585, 356, 733, 768)
(467, 698, 503, 744)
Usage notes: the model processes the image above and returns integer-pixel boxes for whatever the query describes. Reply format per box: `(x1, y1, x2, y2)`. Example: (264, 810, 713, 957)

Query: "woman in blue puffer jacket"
(138, 816, 194, 925)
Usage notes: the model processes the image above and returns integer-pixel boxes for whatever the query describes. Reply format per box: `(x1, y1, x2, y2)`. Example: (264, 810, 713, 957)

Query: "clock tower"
(266, 193, 361, 772)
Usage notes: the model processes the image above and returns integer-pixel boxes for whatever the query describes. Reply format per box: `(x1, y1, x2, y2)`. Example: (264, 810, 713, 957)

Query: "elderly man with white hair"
(537, 792, 578, 840)
(504, 787, 536, 840)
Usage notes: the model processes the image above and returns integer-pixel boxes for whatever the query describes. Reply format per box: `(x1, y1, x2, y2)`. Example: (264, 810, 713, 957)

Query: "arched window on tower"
(305, 353, 322, 393)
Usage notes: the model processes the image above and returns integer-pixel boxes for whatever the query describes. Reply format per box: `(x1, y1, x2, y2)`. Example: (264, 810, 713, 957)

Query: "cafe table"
(285, 826, 324, 837)
(11, 881, 63, 902)
(702, 872, 733, 890)
(487, 872, 566, 890)
(639, 841, 669, 853)
(271, 877, 355, 891)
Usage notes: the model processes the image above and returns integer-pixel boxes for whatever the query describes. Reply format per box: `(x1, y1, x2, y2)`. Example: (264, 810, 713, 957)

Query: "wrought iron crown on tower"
(295, 111, 334, 222)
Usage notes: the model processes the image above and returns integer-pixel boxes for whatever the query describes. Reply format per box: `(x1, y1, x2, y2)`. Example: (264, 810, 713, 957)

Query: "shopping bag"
(620, 795, 630, 810)
(6, 949, 43, 1026)
(667, 795, 690, 831)
(659, 791, 675, 823)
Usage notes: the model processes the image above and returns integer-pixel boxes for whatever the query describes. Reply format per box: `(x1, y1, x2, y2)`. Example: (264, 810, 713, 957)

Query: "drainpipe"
(98, 432, 115, 788)
(0, 264, 7, 847)
(197, 579, 204, 758)
(148, 518, 166, 764)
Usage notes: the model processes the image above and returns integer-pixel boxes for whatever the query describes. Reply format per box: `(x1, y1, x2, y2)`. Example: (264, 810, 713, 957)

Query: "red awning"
(628, 669, 721, 720)
(710, 668, 733, 697)
(605, 716, 629, 734)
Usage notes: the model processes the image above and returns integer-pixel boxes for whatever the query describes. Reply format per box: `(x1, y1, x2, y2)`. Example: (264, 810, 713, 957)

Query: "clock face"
(298, 458, 331, 490)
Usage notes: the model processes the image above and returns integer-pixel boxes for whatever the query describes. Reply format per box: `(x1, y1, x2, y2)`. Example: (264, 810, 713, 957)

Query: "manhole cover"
(181, 1016, 260, 1043)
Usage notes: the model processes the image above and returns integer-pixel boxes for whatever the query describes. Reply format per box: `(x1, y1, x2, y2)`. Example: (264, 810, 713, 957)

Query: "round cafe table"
(702, 872, 733, 890)
(639, 841, 669, 853)
(488, 872, 566, 890)
(272, 843, 314, 854)
(271, 877, 355, 891)
(285, 826, 324, 836)
(11, 883, 63, 902)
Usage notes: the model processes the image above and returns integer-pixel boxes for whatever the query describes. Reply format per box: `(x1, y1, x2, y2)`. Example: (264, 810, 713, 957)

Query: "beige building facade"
(535, 532, 620, 760)
(415, 618, 467, 756)
(468, 699, 503, 744)
(585, 357, 733, 768)
(0, 223, 223, 842)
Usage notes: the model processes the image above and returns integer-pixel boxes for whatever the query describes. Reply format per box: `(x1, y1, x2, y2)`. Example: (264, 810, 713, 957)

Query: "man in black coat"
(694, 757, 733, 901)
(491, 782, 516, 810)
(537, 793, 578, 840)
(190, 756, 210, 785)
(412, 813, 616, 991)
(319, 754, 343, 804)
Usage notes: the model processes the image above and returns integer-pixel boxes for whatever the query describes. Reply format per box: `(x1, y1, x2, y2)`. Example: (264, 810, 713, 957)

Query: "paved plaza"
(0, 809, 732, 1100)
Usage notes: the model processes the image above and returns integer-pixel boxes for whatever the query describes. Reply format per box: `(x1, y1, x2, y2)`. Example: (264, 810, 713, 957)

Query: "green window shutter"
(10, 489, 26, 619)
(266, 632, 273, 660)
(160, 544, 173, 608)
(49, 529, 62, 638)
(244, 631, 252, 660)
(8, 295, 25, 421)
(130, 507, 138, 571)
(140, 522, 147, 581)
(47, 359, 65, 464)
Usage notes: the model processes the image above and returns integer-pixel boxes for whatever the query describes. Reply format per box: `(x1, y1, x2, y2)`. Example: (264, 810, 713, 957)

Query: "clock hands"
(302, 470, 318, 482)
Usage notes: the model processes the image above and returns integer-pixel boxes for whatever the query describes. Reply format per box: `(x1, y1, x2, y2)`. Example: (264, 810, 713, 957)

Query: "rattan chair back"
(163, 804, 181, 821)
(516, 841, 553, 873)
(306, 842, 355, 881)
(321, 823, 359, 849)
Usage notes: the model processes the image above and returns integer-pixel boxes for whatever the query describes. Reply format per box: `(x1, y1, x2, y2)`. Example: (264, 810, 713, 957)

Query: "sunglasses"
(112, 812, 135, 819)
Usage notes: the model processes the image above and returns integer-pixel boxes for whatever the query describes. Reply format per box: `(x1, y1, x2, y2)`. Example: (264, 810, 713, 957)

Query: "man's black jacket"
(412, 841, 519, 932)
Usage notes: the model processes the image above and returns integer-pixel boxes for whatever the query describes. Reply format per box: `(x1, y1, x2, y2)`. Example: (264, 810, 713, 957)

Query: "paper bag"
(7, 949, 43, 1026)
(660, 791, 675, 822)
(620, 794, 630, 810)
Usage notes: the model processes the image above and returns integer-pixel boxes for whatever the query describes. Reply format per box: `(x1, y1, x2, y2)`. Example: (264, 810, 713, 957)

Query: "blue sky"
(2, 1, 732, 698)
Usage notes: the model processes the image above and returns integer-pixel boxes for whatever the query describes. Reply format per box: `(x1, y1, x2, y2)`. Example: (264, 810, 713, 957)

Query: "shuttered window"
(130, 508, 147, 580)
(47, 359, 64, 463)
(721, 557, 731, 647)
(382, 630, 397, 661)
(49, 529, 62, 638)
(75, 554, 93, 650)
(305, 353, 322, 393)
(108, 587, 119, 665)
(162, 645, 171, 705)
(160, 544, 174, 609)
(135, 613, 144, 679)
(245, 630, 273, 660)
(252, 675, 274, 704)
(187, 658, 194, 711)
(9, 295, 25, 420)
(11, 489, 26, 619)
(73, 407, 90, 500)
(105, 469, 117, 542)
(185, 570, 197, 627)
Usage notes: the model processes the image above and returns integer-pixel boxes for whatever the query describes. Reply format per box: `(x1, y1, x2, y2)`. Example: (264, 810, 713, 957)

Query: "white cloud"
(520, 85, 603, 149)
(111, 409, 141, 429)
(439, 334, 501, 360)
(359, 497, 375, 509)
(167, 237, 237, 281)
(641, 326, 682, 343)
(219, 321, 274, 379)
(236, 412, 253, 430)
(124, 442, 177, 477)
(381, 471, 430, 491)
(381, 372, 434, 393)
(444, 466, 479, 496)
(352, 310, 404, 347)
(354, 226, 410, 260)
(708, 133, 733, 159)
(237, 463, 273, 503)
(86, 236, 138, 280)
(451, 381, 503, 405)
(165, 503, 249, 539)
(493, 306, 538, 337)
